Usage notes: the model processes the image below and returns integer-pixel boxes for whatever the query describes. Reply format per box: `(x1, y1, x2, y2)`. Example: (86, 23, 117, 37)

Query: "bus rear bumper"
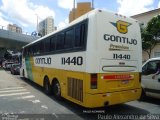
(84, 88, 141, 108)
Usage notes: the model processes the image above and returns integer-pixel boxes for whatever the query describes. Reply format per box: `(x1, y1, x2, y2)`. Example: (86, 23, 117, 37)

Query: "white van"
(141, 57, 160, 99)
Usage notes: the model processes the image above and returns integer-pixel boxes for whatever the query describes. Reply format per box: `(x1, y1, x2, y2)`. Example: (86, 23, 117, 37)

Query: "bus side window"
(81, 23, 87, 47)
(75, 23, 87, 48)
(64, 29, 74, 49)
(23, 48, 26, 57)
(40, 41, 45, 53)
(50, 35, 56, 51)
(25, 47, 29, 56)
(26, 47, 29, 56)
(34, 42, 41, 55)
(44, 38, 51, 53)
(81, 23, 86, 46)
(29, 46, 33, 56)
(56, 32, 64, 50)
(33, 44, 37, 55)
(75, 25, 81, 47)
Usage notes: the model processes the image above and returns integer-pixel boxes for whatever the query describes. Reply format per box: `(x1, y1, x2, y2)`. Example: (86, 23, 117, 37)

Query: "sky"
(0, 0, 159, 35)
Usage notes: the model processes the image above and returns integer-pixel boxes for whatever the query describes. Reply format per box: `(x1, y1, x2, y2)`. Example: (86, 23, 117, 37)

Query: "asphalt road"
(0, 69, 159, 120)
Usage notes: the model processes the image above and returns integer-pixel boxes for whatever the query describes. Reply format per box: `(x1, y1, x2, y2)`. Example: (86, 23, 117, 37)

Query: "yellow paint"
(117, 20, 131, 34)
(28, 59, 141, 108)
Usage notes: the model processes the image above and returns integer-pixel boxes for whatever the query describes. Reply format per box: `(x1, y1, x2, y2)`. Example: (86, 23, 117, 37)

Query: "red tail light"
(91, 74, 97, 89)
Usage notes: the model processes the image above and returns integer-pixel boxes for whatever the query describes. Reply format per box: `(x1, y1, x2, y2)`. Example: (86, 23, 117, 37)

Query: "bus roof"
(23, 9, 138, 48)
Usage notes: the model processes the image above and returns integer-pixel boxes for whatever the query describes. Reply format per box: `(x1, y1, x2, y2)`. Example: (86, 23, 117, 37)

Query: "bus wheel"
(43, 77, 51, 95)
(53, 81, 61, 99)
(22, 70, 25, 77)
(139, 88, 146, 101)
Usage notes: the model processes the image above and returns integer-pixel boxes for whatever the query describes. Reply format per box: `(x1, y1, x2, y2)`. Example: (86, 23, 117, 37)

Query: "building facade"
(7, 24, 22, 33)
(69, 2, 93, 23)
(38, 16, 55, 36)
(131, 8, 160, 62)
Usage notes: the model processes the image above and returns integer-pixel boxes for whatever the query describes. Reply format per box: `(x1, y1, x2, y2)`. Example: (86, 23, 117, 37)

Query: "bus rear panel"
(83, 10, 142, 107)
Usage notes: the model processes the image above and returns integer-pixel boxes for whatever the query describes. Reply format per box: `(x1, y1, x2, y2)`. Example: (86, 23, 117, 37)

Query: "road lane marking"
(0, 92, 30, 97)
(0, 89, 27, 93)
(21, 95, 35, 99)
(52, 113, 58, 118)
(29, 99, 41, 103)
(0, 87, 24, 90)
(41, 105, 48, 109)
(16, 95, 35, 100)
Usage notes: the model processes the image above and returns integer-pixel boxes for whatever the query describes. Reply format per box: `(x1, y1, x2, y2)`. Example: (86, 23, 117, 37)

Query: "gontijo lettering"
(35, 57, 51, 64)
(104, 34, 137, 45)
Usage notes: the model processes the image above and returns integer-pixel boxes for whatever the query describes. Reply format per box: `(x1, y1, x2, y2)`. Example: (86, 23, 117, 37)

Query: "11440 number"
(113, 54, 131, 60)
(61, 57, 83, 65)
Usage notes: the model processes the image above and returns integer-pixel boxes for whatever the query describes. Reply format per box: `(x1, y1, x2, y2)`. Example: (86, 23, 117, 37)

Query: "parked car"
(141, 57, 160, 99)
(10, 64, 20, 75)
(4, 62, 14, 70)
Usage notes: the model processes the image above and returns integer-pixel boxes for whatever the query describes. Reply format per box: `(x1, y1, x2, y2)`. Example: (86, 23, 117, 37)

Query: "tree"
(142, 15, 160, 59)
(141, 28, 157, 58)
(147, 15, 160, 39)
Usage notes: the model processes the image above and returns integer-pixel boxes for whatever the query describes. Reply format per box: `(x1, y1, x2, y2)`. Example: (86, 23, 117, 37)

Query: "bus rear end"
(84, 10, 142, 108)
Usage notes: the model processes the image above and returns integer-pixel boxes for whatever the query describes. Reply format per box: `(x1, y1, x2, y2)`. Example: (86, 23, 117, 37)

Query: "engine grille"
(67, 77, 83, 102)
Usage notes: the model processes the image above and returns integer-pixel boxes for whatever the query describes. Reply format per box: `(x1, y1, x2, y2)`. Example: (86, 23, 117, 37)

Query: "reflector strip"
(102, 74, 133, 80)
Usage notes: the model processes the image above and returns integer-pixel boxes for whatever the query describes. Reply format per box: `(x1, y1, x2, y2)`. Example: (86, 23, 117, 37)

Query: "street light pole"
(35, 14, 38, 32)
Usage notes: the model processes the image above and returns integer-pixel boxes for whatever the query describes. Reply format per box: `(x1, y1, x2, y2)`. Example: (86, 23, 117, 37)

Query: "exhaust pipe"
(104, 101, 109, 107)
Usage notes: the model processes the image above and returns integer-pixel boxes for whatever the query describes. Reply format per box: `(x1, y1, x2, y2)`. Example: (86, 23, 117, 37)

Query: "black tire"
(53, 81, 61, 99)
(22, 70, 25, 77)
(44, 77, 51, 95)
(139, 88, 146, 101)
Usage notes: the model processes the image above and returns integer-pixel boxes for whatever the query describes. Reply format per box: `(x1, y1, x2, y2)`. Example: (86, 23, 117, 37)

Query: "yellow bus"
(21, 9, 142, 108)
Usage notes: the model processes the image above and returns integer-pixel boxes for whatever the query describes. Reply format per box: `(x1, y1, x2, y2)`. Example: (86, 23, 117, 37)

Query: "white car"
(141, 57, 160, 99)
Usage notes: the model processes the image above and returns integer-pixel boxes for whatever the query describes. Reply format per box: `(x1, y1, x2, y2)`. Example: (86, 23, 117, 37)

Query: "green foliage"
(146, 15, 160, 38)
(141, 15, 160, 58)
(142, 29, 154, 50)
